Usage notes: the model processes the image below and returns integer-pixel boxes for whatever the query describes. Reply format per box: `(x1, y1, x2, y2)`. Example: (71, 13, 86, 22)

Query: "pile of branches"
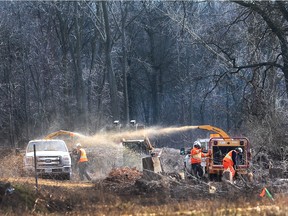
(105, 167, 142, 184)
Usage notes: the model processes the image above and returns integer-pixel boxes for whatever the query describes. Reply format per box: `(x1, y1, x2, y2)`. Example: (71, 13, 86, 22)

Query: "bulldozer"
(180, 125, 252, 181)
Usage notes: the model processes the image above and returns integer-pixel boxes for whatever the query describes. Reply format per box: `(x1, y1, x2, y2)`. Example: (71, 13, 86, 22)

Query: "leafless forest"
(0, 1, 287, 155)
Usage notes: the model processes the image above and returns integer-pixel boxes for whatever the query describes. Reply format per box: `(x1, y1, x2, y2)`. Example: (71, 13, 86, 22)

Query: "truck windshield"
(26, 140, 68, 153)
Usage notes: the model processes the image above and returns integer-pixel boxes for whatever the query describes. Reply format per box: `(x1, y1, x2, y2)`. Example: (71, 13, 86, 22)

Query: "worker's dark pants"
(192, 163, 203, 178)
(78, 162, 91, 181)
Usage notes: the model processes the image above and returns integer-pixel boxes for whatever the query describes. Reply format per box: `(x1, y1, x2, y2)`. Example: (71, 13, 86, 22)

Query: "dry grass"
(0, 149, 287, 215)
(1, 174, 287, 216)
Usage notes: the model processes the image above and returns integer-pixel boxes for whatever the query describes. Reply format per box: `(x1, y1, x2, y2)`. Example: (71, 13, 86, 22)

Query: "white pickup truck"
(24, 139, 72, 180)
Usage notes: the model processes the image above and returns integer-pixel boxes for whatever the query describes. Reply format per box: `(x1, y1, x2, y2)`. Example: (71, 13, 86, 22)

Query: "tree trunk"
(121, 3, 130, 125)
(73, 2, 86, 129)
(146, 29, 160, 124)
(55, 6, 73, 129)
(102, 1, 119, 121)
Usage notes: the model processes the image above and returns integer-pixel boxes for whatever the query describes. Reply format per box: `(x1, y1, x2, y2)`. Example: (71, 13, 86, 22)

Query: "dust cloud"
(74, 125, 199, 148)
(70, 125, 198, 178)
(0, 126, 200, 179)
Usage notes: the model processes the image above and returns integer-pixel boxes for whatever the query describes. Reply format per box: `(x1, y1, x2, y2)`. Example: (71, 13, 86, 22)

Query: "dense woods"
(0, 1, 287, 150)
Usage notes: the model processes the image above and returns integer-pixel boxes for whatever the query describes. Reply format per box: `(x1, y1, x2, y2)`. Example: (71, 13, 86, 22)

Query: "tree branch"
(232, 61, 283, 71)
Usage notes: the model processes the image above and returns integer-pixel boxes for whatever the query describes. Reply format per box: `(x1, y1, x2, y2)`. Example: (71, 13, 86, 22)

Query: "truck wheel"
(61, 173, 71, 180)
(65, 173, 71, 180)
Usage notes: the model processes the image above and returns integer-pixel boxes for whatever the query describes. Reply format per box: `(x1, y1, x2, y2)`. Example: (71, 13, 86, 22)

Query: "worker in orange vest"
(190, 141, 209, 178)
(76, 143, 91, 181)
(222, 147, 243, 180)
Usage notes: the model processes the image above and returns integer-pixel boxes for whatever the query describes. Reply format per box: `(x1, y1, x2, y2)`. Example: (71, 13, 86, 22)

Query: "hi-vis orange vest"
(79, 148, 88, 163)
(223, 150, 235, 166)
(191, 147, 204, 164)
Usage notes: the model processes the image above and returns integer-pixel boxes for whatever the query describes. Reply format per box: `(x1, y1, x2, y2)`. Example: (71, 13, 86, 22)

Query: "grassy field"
(0, 176, 287, 216)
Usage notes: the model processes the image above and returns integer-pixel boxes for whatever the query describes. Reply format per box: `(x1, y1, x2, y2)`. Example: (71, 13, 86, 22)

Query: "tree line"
(0, 1, 287, 150)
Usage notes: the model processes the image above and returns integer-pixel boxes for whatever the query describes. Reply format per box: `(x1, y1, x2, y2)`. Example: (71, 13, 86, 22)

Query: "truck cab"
(24, 139, 72, 180)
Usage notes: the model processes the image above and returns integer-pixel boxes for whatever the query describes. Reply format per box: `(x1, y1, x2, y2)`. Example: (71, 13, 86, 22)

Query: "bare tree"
(101, 2, 119, 121)
(52, 2, 75, 129)
(233, 1, 288, 96)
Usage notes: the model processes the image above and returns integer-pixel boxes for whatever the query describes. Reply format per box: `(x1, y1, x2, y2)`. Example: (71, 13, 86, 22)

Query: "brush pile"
(105, 167, 142, 183)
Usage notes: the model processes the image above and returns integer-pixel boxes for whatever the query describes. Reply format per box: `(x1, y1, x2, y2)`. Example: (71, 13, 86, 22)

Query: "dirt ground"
(0, 147, 287, 215)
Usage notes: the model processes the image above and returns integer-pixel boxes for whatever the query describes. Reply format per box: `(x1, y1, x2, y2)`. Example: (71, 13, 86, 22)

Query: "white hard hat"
(193, 141, 201, 148)
(76, 143, 81, 147)
(235, 147, 243, 153)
